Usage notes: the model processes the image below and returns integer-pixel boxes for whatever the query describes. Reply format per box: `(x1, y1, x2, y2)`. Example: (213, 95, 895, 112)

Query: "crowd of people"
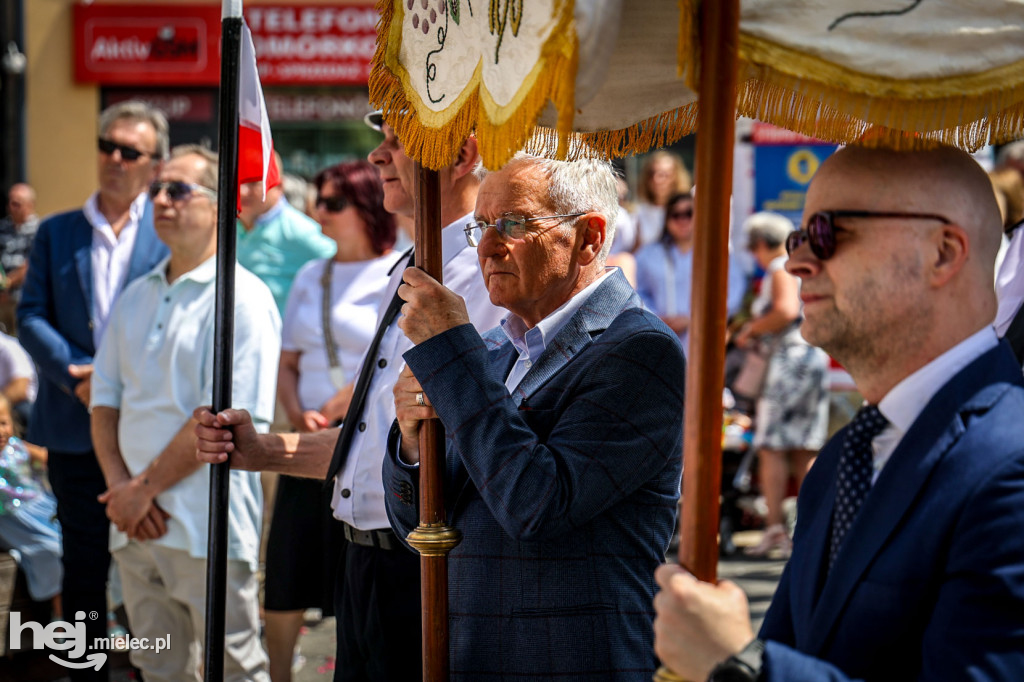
(1, 97, 1023, 682)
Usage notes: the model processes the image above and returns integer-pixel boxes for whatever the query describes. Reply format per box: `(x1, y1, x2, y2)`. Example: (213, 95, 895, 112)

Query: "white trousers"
(113, 541, 269, 682)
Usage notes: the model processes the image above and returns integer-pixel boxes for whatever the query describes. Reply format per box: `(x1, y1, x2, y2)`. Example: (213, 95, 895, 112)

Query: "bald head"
(7, 184, 35, 225)
(790, 143, 1002, 400)
(814, 144, 1003, 280)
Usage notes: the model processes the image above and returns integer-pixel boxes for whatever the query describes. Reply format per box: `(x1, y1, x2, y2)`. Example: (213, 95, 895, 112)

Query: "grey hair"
(98, 101, 170, 160)
(477, 153, 620, 261)
(170, 144, 218, 191)
(744, 211, 795, 249)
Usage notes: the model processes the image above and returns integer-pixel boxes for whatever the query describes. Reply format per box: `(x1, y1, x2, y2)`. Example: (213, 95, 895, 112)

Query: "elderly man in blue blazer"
(653, 143, 1024, 681)
(17, 101, 170, 680)
(385, 154, 685, 680)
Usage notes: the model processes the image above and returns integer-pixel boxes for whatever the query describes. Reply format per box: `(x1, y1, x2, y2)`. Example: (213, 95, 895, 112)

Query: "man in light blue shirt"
(237, 172, 336, 316)
(91, 145, 280, 682)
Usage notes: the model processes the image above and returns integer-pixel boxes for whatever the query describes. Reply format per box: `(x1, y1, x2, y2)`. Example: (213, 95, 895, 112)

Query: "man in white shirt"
(652, 142, 1024, 681)
(92, 146, 279, 681)
(17, 101, 170, 680)
(194, 116, 503, 680)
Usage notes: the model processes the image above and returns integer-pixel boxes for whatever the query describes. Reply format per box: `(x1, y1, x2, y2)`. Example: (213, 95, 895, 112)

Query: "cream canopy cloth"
(371, 0, 1024, 169)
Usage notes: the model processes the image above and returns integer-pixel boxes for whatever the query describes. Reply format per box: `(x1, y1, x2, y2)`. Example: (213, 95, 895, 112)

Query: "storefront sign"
(104, 91, 216, 123)
(74, 4, 377, 86)
(265, 92, 371, 121)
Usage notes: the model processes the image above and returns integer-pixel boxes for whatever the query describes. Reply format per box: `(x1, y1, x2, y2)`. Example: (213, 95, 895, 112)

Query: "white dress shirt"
(92, 256, 282, 570)
(994, 226, 1024, 336)
(872, 326, 998, 483)
(83, 192, 147, 350)
(501, 270, 611, 392)
(331, 215, 505, 530)
(281, 253, 402, 411)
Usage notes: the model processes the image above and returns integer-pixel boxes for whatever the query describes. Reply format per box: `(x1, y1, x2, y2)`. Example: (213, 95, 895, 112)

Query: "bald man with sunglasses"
(652, 142, 1024, 682)
(17, 100, 170, 680)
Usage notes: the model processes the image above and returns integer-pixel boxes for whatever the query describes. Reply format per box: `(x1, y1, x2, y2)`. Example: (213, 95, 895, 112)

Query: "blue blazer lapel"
(805, 343, 1018, 653)
(786, 441, 838, 643)
(73, 222, 93, 313)
(512, 270, 640, 407)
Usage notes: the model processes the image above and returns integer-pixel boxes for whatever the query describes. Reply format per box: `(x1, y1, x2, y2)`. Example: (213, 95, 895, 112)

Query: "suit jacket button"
(340, 488, 351, 498)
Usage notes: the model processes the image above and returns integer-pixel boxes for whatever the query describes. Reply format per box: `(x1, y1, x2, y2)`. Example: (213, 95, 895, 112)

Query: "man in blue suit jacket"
(17, 101, 170, 680)
(652, 143, 1024, 681)
(385, 154, 685, 680)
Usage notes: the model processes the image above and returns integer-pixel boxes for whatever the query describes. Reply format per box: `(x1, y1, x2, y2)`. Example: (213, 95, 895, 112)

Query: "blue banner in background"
(754, 144, 837, 227)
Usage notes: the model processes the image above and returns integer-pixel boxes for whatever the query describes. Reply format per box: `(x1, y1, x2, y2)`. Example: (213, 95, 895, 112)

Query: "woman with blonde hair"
(634, 150, 692, 250)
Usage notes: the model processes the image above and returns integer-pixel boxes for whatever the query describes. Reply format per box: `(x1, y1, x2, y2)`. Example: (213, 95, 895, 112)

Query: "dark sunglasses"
(316, 195, 349, 213)
(785, 210, 952, 260)
(148, 180, 217, 203)
(668, 209, 693, 220)
(98, 138, 153, 162)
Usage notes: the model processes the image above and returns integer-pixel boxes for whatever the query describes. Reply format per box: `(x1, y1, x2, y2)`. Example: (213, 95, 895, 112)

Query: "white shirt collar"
(440, 213, 475, 266)
(877, 325, 998, 433)
(147, 254, 218, 286)
(83, 191, 147, 235)
(869, 326, 999, 480)
(500, 269, 612, 359)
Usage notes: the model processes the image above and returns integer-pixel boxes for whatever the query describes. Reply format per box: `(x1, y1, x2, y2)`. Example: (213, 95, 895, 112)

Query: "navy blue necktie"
(829, 405, 888, 571)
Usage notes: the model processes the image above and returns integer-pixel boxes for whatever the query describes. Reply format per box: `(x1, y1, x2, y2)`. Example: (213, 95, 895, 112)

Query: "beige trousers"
(113, 542, 269, 682)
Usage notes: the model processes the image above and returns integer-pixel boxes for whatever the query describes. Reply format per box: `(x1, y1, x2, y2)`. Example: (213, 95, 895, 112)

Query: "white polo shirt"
(92, 256, 281, 570)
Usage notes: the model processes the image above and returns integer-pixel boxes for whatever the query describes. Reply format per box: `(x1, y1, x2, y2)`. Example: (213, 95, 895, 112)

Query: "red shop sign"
(74, 4, 377, 86)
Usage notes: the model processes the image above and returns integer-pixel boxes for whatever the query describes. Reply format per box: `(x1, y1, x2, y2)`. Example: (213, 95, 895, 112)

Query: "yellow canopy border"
(725, 15, 1024, 151)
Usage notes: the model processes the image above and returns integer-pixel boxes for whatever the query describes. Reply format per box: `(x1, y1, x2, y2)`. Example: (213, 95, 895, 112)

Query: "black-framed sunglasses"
(668, 208, 693, 221)
(98, 138, 153, 162)
(148, 180, 217, 203)
(316, 195, 349, 213)
(785, 210, 952, 260)
(464, 213, 584, 247)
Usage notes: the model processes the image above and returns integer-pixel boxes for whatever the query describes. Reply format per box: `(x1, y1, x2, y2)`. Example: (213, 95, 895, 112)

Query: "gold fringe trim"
(522, 103, 701, 162)
(369, 0, 583, 170)
(735, 31, 1024, 151)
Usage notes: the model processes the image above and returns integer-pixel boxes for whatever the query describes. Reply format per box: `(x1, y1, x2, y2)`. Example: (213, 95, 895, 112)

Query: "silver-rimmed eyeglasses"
(464, 213, 584, 247)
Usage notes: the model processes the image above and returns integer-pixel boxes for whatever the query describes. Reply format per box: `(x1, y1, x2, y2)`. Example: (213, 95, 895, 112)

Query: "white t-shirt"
(281, 253, 402, 411)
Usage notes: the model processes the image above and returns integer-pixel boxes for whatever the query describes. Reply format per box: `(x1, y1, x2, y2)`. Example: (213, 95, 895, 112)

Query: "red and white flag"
(238, 21, 280, 201)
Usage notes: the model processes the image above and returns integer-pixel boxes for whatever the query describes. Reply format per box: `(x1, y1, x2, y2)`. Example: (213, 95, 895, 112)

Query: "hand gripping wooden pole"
(405, 164, 462, 682)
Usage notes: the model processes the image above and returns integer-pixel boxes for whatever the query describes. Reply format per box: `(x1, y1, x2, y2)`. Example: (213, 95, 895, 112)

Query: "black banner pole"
(204, 1, 242, 678)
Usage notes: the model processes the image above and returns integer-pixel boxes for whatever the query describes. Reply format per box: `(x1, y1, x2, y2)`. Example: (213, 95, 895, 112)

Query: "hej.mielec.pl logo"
(8, 610, 108, 670)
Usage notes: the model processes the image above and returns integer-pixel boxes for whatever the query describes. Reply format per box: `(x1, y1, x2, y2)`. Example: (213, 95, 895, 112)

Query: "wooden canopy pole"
(405, 164, 462, 682)
(656, 0, 740, 678)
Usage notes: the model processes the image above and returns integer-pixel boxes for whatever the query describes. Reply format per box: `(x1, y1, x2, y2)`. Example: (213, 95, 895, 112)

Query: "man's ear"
(930, 223, 969, 287)
(451, 136, 480, 180)
(577, 214, 606, 265)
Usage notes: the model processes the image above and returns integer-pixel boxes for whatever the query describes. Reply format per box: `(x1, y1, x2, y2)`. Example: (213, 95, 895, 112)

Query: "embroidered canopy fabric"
(370, 0, 1024, 169)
